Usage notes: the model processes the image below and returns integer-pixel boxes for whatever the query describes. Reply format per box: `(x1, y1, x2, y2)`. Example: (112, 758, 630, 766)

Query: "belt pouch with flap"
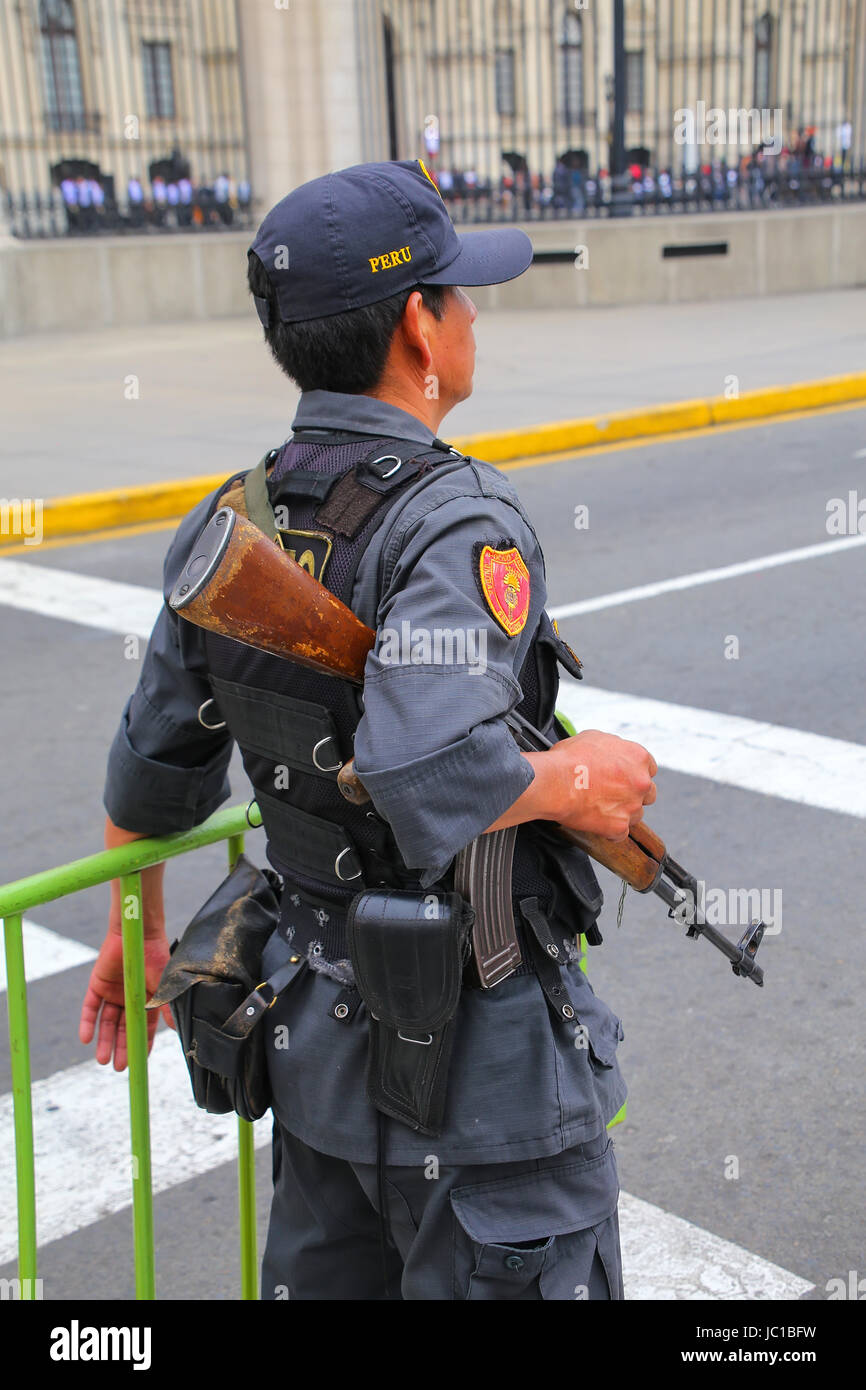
(346, 889, 474, 1136)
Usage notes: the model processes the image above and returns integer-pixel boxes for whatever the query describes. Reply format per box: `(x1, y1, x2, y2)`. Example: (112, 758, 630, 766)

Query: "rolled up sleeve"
(352, 490, 546, 882)
(103, 493, 235, 835)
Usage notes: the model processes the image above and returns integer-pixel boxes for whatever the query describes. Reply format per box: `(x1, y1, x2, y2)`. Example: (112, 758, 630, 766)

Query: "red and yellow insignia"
(477, 544, 530, 637)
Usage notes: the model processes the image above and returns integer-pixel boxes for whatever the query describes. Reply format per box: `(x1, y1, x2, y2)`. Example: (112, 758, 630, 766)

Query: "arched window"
(40, 0, 85, 132)
(755, 11, 774, 109)
(494, 0, 516, 117)
(558, 9, 584, 125)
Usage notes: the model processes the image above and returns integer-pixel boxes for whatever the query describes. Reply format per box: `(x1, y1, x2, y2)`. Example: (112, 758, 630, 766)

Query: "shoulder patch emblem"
(476, 543, 531, 637)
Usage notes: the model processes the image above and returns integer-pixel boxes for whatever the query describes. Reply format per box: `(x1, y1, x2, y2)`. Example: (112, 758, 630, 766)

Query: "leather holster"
(346, 889, 474, 1136)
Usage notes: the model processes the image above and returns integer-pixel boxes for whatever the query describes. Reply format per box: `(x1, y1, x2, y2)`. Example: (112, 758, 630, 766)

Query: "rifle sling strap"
(241, 441, 451, 544)
(243, 455, 279, 542)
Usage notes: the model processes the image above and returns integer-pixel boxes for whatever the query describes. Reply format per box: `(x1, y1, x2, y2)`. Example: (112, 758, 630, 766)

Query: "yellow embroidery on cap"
(418, 159, 444, 201)
(368, 245, 413, 273)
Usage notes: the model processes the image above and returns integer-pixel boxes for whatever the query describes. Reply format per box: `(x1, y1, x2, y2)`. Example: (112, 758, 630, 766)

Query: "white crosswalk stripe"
(0, 560, 162, 638)
(2, 530, 865, 640)
(0, 920, 97, 994)
(2, 557, 864, 818)
(556, 682, 866, 819)
(0, 1036, 813, 1297)
(0, 1032, 272, 1267)
(618, 1195, 813, 1300)
(548, 534, 866, 619)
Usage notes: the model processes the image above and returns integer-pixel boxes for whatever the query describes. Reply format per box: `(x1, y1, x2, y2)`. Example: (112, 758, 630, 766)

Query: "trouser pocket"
(539, 1205, 623, 1300)
(450, 1132, 622, 1301)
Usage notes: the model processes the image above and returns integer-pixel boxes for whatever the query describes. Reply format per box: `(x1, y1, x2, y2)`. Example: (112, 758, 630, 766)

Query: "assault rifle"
(169, 506, 766, 988)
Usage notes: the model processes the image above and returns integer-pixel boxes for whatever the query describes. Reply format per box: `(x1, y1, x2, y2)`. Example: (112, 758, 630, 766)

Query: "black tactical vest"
(200, 430, 603, 972)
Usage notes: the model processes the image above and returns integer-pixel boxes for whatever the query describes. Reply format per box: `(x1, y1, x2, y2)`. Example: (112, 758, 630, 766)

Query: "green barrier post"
(0, 804, 263, 1301)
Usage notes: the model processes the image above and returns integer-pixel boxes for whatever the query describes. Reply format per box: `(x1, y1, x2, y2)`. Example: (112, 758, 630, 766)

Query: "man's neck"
(362, 382, 449, 435)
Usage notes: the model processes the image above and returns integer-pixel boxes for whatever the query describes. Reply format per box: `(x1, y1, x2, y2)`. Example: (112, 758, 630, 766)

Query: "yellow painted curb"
(0, 473, 229, 549)
(456, 370, 866, 463)
(2, 371, 864, 547)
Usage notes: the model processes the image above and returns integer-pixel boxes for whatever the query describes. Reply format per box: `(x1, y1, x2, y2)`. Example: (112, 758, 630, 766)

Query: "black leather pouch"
(147, 854, 286, 1122)
(531, 823, 605, 946)
(346, 889, 474, 1135)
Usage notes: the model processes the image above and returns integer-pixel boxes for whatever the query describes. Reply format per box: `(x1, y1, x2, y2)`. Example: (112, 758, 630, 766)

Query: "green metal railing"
(2, 764, 625, 1299)
(0, 801, 263, 1301)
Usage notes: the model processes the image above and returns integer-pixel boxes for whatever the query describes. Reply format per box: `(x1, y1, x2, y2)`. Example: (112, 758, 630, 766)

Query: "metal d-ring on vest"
(369, 454, 402, 478)
(197, 698, 226, 730)
(311, 736, 343, 772)
(334, 847, 362, 882)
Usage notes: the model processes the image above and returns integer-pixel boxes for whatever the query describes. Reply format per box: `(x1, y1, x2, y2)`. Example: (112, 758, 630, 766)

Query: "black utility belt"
(279, 885, 585, 1138)
(277, 886, 563, 989)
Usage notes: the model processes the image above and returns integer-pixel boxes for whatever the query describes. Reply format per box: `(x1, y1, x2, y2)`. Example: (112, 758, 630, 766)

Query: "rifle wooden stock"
(170, 505, 666, 894)
(170, 507, 374, 680)
(562, 819, 665, 893)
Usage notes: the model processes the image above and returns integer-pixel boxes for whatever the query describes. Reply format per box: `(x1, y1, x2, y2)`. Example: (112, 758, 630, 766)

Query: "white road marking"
(0, 1037, 813, 1298)
(548, 534, 866, 619)
(1, 532, 864, 639)
(0, 920, 96, 993)
(0, 1030, 272, 1267)
(619, 1193, 813, 1300)
(0, 560, 162, 638)
(2, 560, 862, 825)
(556, 681, 866, 819)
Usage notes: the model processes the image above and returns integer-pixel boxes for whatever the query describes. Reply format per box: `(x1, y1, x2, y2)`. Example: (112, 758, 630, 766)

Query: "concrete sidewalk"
(1, 288, 864, 499)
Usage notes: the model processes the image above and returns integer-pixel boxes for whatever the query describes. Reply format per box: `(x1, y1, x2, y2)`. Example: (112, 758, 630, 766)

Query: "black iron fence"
(3, 1, 866, 237)
(0, 0, 253, 238)
(432, 155, 866, 222)
(357, 0, 866, 221)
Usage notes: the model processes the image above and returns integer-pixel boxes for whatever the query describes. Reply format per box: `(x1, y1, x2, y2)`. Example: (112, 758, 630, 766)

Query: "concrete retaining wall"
(473, 203, 866, 313)
(2, 204, 864, 339)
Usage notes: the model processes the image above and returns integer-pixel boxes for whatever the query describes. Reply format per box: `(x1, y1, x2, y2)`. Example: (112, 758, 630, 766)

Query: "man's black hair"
(247, 251, 449, 393)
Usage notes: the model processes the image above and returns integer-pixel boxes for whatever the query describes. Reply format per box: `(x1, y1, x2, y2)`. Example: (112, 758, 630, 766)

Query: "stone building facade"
(1, 0, 863, 228)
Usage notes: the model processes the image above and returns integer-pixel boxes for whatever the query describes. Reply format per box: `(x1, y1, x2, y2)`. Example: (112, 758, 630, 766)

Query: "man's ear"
(399, 289, 435, 373)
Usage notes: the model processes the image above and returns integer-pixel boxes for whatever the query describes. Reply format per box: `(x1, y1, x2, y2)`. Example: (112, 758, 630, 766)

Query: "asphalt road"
(1, 401, 864, 1301)
(1, 287, 864, 497)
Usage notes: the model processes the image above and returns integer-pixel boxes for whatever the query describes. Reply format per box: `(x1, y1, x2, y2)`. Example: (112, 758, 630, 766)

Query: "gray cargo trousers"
(261, 1119, 624, 1301)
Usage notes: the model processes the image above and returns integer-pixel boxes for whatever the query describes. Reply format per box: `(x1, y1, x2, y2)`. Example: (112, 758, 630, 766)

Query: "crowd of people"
(429, 130, 855, 219)
(37, 127, 860, 237)
(56, 170, 252, 235)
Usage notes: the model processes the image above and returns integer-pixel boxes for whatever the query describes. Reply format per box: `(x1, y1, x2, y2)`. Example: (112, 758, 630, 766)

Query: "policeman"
(80, 159, 657, 1301)
(59, 175, 79, 236)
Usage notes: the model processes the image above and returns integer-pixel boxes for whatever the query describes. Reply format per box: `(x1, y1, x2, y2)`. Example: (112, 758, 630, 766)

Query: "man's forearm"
(483, 752, 555, 832)
(483, 732, 658, 842)
(105, 815, 167, 940)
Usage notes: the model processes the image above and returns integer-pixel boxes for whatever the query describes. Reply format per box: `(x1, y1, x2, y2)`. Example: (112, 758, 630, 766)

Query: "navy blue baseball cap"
(248, 158, 533, 325)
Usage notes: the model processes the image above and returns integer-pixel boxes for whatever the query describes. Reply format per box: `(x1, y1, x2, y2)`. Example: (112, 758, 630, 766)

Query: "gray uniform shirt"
(104, 390, 626, 1165)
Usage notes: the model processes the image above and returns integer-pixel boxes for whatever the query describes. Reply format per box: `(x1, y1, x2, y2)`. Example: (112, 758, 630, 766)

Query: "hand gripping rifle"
(169, 506, 766, 988)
